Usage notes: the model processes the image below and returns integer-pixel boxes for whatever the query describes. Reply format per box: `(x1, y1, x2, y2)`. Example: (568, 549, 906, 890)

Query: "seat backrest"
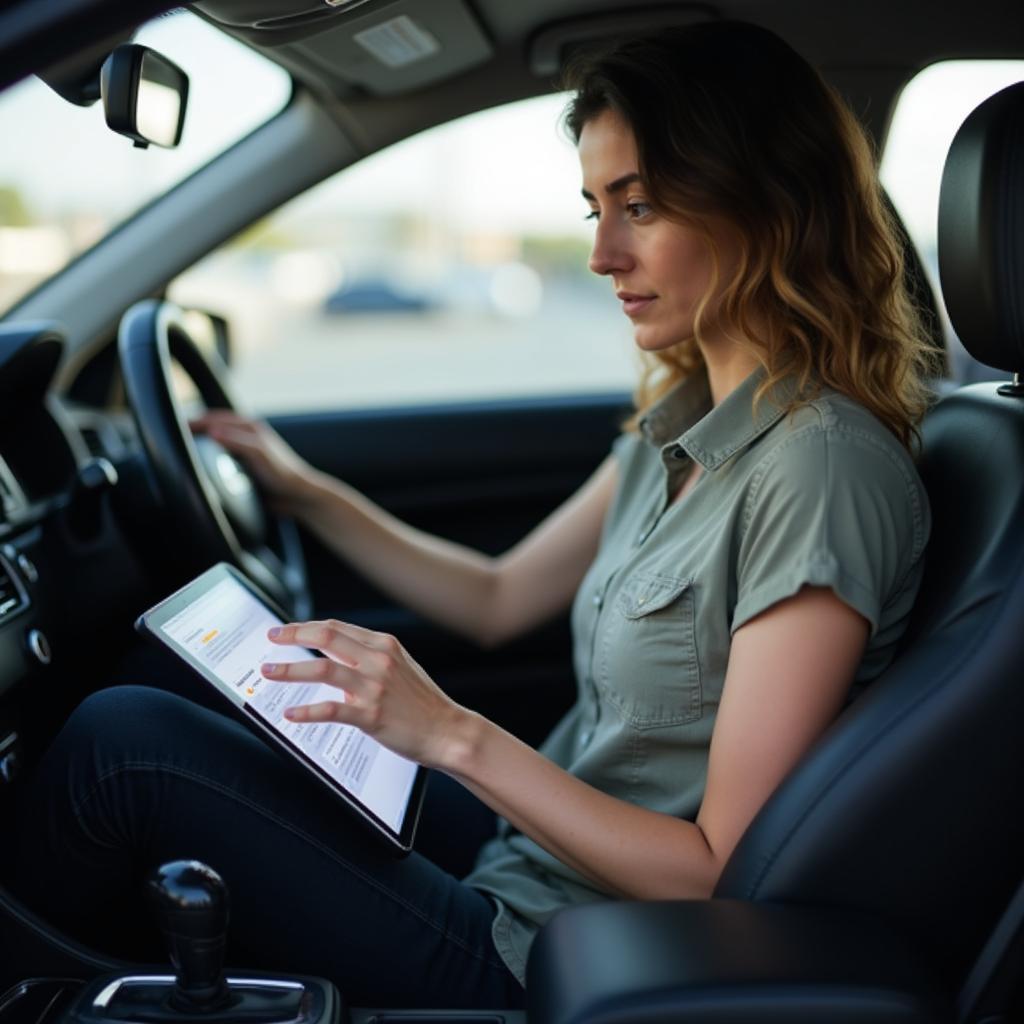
(715, 81, 1024, 997)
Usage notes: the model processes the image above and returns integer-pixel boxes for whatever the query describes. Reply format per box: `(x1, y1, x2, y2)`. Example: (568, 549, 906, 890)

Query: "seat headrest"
(938, 81, 1024, 373)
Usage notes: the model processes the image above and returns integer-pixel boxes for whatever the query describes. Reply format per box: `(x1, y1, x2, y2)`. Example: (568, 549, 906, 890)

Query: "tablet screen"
(147, 568, 420, 842)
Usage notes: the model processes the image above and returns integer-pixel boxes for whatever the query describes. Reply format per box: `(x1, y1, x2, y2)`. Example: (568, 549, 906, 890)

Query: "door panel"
(270, 392, 629, 745)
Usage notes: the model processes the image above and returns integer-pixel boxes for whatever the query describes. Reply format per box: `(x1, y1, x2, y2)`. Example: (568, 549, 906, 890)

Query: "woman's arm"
(192, 410, 617, 647)
(265, 585, 869, 898)
(294, 457, 616, 648)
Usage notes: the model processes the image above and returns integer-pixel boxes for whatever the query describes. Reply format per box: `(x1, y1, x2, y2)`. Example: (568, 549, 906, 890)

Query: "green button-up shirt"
(464, 367, 931, 984)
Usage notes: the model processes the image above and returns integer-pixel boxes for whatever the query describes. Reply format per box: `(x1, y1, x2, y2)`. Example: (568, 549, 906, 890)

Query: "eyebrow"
(581, 172, 642, 202)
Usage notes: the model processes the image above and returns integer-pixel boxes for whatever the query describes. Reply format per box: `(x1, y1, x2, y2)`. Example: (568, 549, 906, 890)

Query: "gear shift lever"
(147, 861, 232, 1012)
(63, 860, 342, 1024)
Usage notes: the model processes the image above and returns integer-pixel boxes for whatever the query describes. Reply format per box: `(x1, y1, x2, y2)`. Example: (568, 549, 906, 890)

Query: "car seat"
(527, 82, 1024, 1024)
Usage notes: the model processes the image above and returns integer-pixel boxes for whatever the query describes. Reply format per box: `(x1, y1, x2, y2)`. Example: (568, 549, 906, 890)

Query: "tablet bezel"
(135, 562, 428, 855)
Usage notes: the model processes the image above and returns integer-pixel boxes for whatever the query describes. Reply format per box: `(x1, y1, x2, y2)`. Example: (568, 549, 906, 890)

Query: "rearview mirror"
(100, 44, 188, 149)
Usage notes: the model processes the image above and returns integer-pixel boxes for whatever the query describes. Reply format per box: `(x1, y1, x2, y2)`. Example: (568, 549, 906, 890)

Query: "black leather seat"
(527, 82, 1024, 1024)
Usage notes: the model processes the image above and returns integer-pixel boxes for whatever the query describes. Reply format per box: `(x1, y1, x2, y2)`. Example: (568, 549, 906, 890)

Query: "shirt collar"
(639, 366, 797, 471)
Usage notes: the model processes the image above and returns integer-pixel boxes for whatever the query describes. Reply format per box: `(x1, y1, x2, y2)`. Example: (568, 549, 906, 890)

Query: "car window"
(167, 94, 634, 414)
(0, 10, 291, 317)
(880, 60, 1024, 383)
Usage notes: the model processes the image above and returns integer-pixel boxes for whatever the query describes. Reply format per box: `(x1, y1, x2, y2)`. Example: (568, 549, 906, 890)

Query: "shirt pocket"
(597, 572, 702, 729)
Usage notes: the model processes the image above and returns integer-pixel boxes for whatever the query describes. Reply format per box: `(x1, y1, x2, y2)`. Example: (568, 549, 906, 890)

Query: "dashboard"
(0, 322, 159, 789)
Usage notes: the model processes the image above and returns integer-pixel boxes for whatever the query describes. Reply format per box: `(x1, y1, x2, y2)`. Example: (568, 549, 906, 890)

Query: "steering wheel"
(118, 299, 312, 620)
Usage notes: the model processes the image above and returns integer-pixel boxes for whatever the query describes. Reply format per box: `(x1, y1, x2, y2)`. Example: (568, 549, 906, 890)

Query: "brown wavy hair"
(562, 21, 940, 451)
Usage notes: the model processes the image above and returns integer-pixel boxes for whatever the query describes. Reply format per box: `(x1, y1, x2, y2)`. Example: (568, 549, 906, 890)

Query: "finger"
(205, 426, 265, 456)
(196, 408, 253, 426)
(190, 410, 246, 432)
(269, 619, 397, 657)
(269, 621, 378, 667)
(283, 700, 351, 724)
(261, 655, 361, 693)
(319, 618, 399, 653)
(191, 420, 257, 447)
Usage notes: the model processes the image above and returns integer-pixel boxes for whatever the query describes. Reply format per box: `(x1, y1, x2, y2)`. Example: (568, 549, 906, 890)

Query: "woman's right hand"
(190, 409, 323, 515)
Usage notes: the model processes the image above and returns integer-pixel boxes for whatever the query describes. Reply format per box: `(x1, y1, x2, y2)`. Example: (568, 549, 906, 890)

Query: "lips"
(616, 291, 656, 317)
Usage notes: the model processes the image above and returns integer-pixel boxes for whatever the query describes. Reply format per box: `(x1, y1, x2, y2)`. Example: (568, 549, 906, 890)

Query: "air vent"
(74, 417, 127, 461)
(0, 456, 25, 519)
(79, 426, 106, 459)
(0, 556, 28, 622)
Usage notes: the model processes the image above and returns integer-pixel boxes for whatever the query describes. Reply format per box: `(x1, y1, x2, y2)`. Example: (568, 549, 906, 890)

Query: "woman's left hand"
(261, 619, 468, 769)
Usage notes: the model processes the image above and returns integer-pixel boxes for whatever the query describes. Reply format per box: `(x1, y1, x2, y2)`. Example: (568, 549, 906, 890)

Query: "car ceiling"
(191, 0, 1024, 146)
(198, 0, 1024, 68)
(9, 0, 1023, 143)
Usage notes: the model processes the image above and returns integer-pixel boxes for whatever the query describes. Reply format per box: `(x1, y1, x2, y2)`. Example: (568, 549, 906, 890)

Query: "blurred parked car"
(323, 278, 437, 315)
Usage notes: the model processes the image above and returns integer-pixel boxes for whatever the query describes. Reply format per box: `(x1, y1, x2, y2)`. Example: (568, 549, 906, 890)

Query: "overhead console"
(193, 0, 494, 96)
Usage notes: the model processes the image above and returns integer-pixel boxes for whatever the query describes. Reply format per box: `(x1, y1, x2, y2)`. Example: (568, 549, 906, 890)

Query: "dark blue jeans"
(14, 686, 525, 1009)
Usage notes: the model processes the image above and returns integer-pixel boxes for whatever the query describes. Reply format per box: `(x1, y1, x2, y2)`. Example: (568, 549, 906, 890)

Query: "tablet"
(135, 562, 427, 854)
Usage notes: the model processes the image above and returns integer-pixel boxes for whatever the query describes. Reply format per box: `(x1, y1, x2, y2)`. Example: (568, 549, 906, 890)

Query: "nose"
(588, 218, 634, 277)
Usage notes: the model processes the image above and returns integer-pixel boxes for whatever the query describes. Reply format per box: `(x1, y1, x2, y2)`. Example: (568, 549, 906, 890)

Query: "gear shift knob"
(147, 860, 231, 1012)
(66, 859, 339, 1024)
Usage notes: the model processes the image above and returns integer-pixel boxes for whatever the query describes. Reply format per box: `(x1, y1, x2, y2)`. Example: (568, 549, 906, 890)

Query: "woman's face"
(578, 108, 738, 354)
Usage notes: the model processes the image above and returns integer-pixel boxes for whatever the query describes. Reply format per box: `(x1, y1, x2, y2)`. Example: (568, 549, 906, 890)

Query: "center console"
(56, 862, 340, 1024)
(1, 860, 525, 1024)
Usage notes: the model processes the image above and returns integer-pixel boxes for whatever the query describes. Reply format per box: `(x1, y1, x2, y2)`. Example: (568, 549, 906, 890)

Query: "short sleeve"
(731, 425, 923, 637)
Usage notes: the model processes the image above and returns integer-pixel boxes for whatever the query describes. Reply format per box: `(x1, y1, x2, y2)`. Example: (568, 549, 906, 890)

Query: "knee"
(54, 685, 193, 762)
(20, 687, 184, 833)
(67, 683, 177, 729)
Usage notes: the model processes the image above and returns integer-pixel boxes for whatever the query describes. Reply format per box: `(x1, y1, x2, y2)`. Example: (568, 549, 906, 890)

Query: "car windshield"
(0, 9, 292, 317)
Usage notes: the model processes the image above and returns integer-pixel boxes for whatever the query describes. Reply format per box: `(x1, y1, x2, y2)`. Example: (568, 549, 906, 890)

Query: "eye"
(584, 209, 599, 222)
(626, 200, 653, 219)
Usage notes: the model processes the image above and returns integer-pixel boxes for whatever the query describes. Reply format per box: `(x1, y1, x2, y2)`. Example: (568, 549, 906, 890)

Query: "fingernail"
(283, 708, 297, 720)
(263, 663, 279, 674)
(268, 627, 281, 639)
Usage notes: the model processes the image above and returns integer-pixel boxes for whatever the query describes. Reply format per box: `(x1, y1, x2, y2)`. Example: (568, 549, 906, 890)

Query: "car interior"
(0, 0, 1023, 1022)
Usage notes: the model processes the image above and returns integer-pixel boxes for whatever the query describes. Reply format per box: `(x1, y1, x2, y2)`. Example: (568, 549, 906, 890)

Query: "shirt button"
(579, 729, 592, 747)
(592, 592, 602, 608)
(673, 447, 688, 460)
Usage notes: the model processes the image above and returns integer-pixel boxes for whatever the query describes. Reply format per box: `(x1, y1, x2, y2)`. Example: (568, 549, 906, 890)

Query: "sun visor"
(195, 0, 493, 96)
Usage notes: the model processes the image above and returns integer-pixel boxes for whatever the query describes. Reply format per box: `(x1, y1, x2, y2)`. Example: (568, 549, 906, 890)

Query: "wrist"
(433, 706, 487, 777)
(287, 468, 334, 519)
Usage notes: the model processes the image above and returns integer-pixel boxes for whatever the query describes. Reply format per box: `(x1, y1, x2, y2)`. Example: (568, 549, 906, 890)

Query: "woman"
(15, 20, 934, 1009)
